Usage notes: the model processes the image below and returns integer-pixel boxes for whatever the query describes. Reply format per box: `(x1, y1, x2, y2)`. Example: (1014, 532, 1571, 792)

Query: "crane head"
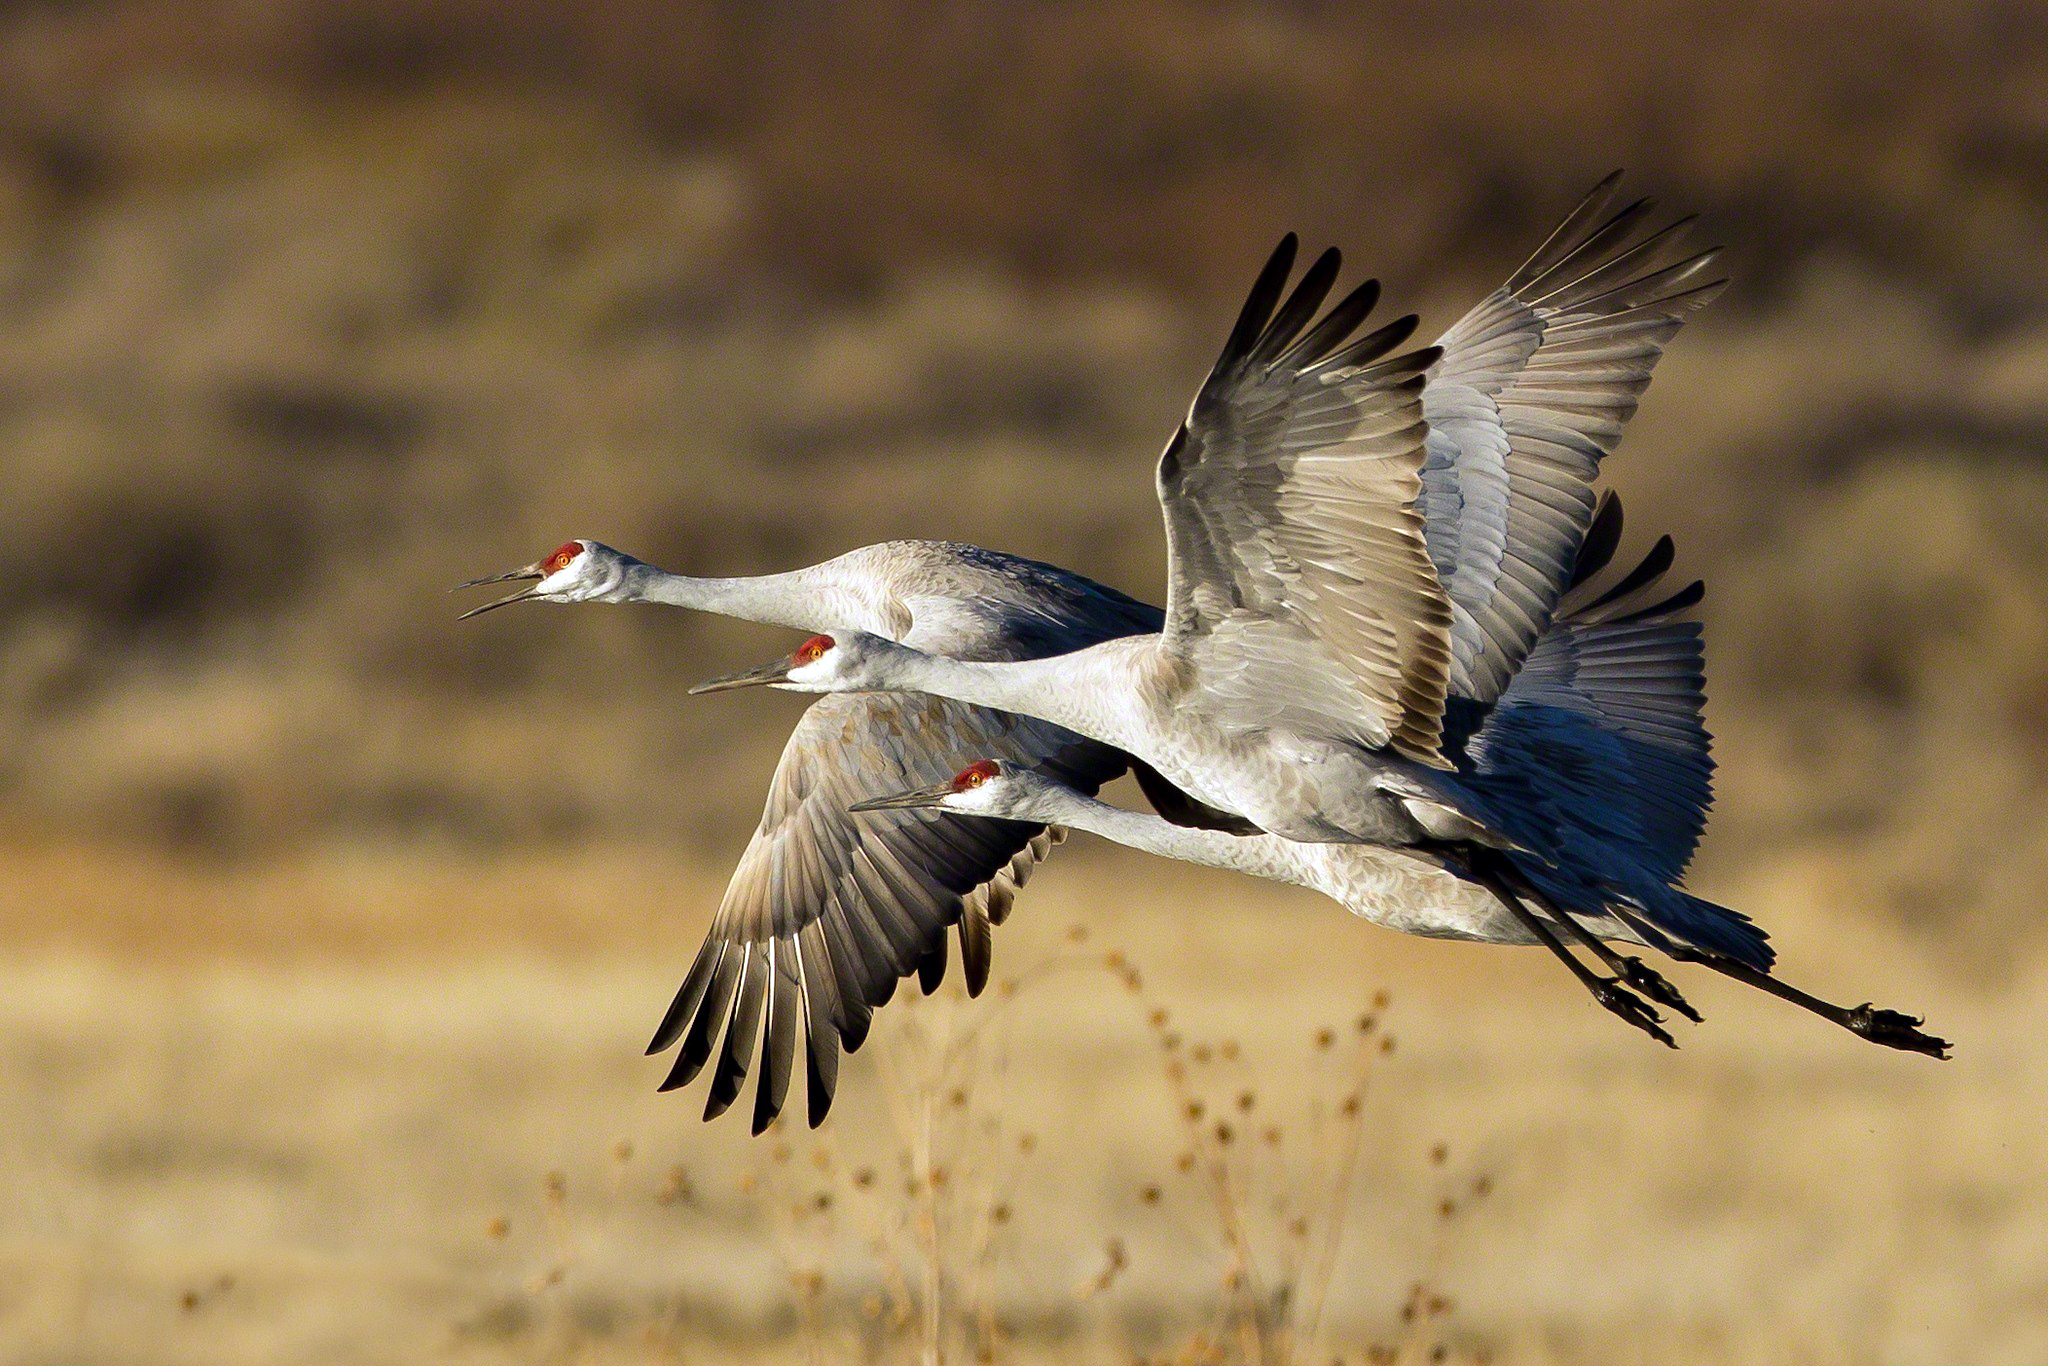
(846, 759, 1061, 821)
(688, 630, 900, 695)
(453, 540, 636, 618)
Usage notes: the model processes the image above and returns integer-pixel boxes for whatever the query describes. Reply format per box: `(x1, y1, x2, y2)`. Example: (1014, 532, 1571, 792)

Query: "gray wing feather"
(1423, 173, 1725, 705)
(1159, 235, 1454, 764)
(1467, 536, 1714, 887)
(651, 692, 1119, 1132)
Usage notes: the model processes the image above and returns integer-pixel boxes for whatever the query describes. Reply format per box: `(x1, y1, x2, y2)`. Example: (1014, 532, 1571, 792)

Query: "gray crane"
(462, 176, 1752, 1127)
(693, 188, 1943, 1061)
(460, 536, 1181, 1131)
(844, 503, 1947, 1057)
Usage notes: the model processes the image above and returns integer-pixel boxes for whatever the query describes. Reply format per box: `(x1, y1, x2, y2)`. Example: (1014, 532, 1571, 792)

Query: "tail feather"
(1627, 884, 1774, 971)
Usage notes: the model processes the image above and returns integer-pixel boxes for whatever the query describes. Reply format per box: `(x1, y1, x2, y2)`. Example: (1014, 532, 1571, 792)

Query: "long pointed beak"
(688, 657, 796, 695)
(451, 563, 544, 619)
(847, 781, 954, 813)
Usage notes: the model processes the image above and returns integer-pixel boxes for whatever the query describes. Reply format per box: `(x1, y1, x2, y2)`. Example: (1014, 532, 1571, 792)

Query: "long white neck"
(623, 562, 875, 635)
(1036, 790, 1315, 891)
(880, 641, 1161, 756)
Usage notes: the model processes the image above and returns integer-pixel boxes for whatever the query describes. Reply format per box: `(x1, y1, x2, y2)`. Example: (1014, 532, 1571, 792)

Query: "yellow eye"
(954, 760, 1000, 790)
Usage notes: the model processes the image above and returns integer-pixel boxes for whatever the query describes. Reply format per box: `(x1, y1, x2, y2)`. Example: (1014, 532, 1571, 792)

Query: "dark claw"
(1618, 956, 1703, 1023)
(1593, 982, 1678, 1048)
(1845, 1004, 1951, 1060)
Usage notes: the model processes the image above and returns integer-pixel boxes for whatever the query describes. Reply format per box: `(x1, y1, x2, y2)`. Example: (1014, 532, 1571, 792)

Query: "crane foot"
(1616, 956, 1703, 1023)
(1845, 1004, 1950, 1059)
(1593, 981, 1677, 1048)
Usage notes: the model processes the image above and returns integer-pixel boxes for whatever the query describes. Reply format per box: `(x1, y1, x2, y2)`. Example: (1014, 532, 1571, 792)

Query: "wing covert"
(1159, 235, 1454, 764)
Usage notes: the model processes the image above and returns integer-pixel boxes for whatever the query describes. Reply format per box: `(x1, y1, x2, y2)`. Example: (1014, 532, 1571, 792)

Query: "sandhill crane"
(692, 189, 1946, 1057)
(844, 509, 1947, 1057)
(463, 176, 1772, 1126)
(459, 536, 1196, 1130)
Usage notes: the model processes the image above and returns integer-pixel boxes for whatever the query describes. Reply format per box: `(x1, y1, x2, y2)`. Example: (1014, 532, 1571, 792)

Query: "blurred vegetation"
(2, 0, 2046, 973)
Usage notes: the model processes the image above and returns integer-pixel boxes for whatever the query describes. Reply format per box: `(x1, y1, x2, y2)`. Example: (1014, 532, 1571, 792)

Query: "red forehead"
(952, 759, 1002, 789)
(798, 633, 834, 654)
(547, 542, 581, 567)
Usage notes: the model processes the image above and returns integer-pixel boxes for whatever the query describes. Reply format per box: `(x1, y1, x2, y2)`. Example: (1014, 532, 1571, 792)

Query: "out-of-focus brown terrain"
(3, 3, 2046, 1363)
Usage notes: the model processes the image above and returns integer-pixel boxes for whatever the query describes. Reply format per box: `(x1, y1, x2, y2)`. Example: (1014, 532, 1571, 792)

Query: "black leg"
(1468, 865, 1677, 1049)
(1523, 884, 1703, 1024)
(1603, 906, 1950, 1059)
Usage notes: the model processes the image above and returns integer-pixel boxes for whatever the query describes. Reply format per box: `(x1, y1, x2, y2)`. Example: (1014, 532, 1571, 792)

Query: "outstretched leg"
(1680, 952, 1948, 1059)
(1467, 863, 1677, 1048)
(1604, 906, 1950, 1059)
(1523, 885, 1703, 1023)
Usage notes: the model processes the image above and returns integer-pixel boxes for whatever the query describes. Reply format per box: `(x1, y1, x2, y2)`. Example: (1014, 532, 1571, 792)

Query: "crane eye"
(545, 542, 581, 574)
(954, 760, 1000, 790)
(796, 634, 833, 664)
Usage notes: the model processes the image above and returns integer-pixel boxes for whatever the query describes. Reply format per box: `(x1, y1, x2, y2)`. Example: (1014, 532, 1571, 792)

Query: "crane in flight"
(461, 176, 1765, 1127)
(692, 192, 1945, 1064)
(460, 536, 1193, 1131)
(840, 501, 1947, 1057)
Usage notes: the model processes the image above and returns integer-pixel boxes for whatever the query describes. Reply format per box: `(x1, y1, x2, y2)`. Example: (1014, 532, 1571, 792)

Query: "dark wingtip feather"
(915, 933, 947, 995)
(1626, 577, 1705, 621)
(838, 997, 874, 1052)
(752, 963, 799, 1134)
(1568, 492, 1625, 591)
(1584, 533, 1676, 614)
(1315, 314, 1423, 375)
(663, 946, 742, 1090)
(1247, 245, 1341, 369)
(704, 956, 767, 1120)
(1210, 233, 1302, 381)
(647, 937, 722, 1055)
(959, 903, 993, 997)
(805, 1030, 839, 1128)
(1279, 275, 1382, 371)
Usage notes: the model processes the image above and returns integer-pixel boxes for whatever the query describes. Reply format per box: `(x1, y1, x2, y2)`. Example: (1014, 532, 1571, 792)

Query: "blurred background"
(4, 2, 2046, 1362)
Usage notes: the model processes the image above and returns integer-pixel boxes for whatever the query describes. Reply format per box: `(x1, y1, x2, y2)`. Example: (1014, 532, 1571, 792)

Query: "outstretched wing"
(1460, 495, 1715, 887)
(1422, 172, 1725, 704)
(649, 693, 1119, 1133)
(1157, 235, 1453, 764)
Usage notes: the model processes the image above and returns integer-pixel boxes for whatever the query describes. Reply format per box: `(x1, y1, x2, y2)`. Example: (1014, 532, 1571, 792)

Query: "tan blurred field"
(3, 3, 2047, 1363)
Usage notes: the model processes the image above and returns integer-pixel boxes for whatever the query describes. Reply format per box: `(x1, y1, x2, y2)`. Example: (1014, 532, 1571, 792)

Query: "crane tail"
(1621, 883, 1774, 972)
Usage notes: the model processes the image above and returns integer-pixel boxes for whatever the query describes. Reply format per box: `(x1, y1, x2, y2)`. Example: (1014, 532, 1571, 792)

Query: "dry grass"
(2, 862, 2035, 1365)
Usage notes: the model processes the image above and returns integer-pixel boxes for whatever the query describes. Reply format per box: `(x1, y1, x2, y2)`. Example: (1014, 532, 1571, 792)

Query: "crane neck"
(622, 562, 875, 635)
(883, 640, 1160, 757)
(1047, 791, 1312, 888)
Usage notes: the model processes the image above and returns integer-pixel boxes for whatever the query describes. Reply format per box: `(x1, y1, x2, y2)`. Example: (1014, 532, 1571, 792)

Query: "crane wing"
(1421, 173, 1725, 705)
(1449, 496, 1765, 968)
(1456, 501, 1711, 884)
(1157, 236, 1454, 764)
(647, 692, 1120, 1133)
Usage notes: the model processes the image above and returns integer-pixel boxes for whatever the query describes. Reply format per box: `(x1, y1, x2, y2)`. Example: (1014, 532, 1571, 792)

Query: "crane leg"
(1520, 883, 1703, 1023)
(1467, 862, 1677, 1048)
(1602, 906, 1949, 1059)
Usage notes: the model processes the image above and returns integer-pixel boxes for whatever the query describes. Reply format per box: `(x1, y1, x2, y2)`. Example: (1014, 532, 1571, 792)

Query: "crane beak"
(847, 782, 954, 813)
(451, 562, 545, 619)
(688, 657, 796, 694)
